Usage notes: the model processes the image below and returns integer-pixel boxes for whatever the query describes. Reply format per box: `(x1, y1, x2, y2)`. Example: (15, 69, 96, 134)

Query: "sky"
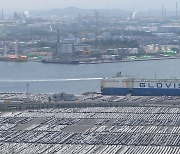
(0, 0, 179, 11)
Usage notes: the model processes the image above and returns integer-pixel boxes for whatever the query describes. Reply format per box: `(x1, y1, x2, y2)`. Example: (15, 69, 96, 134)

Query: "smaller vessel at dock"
(0, 55, 28, 62)
(41, 58, 79, 64)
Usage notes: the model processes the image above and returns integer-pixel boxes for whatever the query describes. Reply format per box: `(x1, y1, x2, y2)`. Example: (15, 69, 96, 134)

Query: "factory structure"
(0, 38, 28, 62)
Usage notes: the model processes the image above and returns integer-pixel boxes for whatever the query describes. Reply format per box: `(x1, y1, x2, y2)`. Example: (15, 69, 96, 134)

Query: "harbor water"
(0, 59, 180, 94)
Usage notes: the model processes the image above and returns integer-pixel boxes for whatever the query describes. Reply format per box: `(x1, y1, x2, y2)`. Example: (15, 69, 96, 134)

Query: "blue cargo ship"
(101, 76, 180, 96)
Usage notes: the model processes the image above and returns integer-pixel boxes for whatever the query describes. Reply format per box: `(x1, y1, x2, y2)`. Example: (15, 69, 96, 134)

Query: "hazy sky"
(0, 0, 179, 11)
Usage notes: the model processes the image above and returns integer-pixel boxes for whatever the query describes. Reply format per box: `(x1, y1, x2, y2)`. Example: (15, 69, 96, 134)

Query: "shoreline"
(79, 56, 180, 64)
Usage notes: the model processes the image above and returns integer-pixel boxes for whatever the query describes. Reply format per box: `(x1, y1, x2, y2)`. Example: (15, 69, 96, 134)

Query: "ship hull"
(101, 87, 180, 96)
(41, 59, 79, 64)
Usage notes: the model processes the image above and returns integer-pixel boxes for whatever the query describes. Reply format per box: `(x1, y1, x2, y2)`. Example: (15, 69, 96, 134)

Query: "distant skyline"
(0, 0, 180, 11)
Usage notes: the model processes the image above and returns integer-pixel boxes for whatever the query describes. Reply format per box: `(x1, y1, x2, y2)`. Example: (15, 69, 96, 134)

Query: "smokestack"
(162, 4, 164, 18)
(164, 8, 166, 18)
(2, 9, 3, 20)
(176, 2, 178, 19)
(57, 29, 60, 43)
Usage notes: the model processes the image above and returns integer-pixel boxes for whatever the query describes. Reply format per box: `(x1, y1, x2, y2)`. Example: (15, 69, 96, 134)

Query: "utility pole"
(26, 83, 29, 101)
